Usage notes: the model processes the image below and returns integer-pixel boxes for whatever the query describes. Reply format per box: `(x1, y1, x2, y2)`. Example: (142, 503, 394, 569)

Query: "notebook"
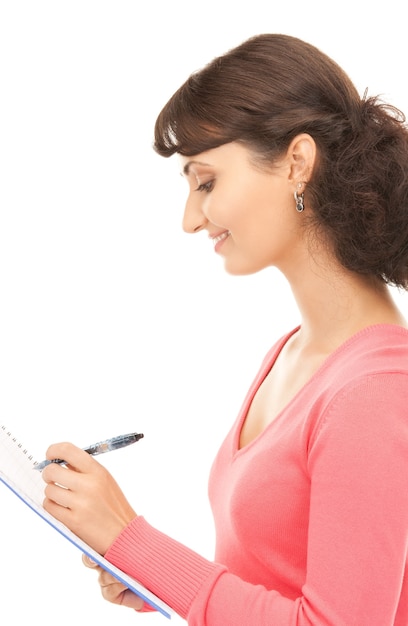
(0, 424, 172, 619)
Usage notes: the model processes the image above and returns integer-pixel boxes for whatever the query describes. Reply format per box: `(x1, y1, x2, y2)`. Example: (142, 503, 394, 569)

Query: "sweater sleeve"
(105, 372, 408, 625)
(302, 372, 408, 625)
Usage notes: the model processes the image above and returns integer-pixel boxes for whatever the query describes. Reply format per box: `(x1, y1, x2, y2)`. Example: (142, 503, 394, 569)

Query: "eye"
(195, 180, 215, 193)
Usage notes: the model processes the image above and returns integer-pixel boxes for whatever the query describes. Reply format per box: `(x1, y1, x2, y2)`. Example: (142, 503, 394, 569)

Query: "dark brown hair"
(154, 34, 408, 289)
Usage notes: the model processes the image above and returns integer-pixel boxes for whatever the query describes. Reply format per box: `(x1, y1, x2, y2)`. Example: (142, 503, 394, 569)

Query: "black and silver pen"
(33, 432, 144, 471)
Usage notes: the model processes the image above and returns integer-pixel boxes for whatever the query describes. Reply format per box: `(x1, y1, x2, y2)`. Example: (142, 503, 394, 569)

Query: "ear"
(286, 133, 317, 185)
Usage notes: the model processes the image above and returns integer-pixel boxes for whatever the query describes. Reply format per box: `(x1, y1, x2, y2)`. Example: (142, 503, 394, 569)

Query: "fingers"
(81, 554, 144, 610)
(82, 556, 122, 591)
(41, 450, 109, 497)
(82, 554, 99, 569)
(44, 442, 96, 472)
(41, 442, 136, 555)
(82, 555, 124, 589)
(119, 589, 145, 610)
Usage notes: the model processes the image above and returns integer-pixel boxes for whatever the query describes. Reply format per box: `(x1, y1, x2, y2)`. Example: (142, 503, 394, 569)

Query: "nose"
(182, 194, 208, 234)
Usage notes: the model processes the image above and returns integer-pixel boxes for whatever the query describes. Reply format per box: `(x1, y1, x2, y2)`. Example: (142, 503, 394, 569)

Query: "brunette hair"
(154, 34, 408, 289)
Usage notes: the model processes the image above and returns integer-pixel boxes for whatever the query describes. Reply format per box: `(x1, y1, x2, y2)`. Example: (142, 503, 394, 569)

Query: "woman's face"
(180, 142, 306, 276)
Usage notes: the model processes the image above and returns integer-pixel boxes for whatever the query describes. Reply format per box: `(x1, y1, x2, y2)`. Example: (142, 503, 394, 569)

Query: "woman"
(42, 34, 408, 624)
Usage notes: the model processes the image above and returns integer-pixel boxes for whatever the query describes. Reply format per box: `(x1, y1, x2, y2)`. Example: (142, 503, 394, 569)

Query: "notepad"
(0, 424, 172, 619)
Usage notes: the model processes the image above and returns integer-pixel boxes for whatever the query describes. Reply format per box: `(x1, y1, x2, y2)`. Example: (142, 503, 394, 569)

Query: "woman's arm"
(42, 373, 408, 625)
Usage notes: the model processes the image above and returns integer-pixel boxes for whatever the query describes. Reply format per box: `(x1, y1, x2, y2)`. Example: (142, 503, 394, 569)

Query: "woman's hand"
(82, 555, 144, 610)
(41, 442, 137, 555)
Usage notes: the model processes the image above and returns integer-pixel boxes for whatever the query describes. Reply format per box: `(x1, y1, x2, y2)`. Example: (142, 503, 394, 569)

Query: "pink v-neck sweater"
(106, 324, 408, 625)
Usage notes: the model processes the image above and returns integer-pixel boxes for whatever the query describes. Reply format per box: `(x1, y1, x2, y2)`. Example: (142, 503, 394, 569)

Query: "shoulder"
(321, 323, 408, 381)
(310, 324, 408, 441)
(307, 324, 408, 445)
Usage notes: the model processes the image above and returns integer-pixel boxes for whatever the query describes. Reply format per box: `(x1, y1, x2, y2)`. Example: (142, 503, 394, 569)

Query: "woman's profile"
(41, 34, 408, 625)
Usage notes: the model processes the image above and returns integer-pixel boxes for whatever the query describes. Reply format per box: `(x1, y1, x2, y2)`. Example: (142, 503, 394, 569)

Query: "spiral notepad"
(0, 425, 172, 619)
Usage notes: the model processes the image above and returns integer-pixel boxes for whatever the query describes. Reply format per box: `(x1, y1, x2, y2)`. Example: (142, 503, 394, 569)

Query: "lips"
(210, 230, 231, 246)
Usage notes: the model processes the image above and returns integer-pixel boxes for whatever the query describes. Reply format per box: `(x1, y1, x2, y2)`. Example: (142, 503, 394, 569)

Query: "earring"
(294, 183, 305, 212)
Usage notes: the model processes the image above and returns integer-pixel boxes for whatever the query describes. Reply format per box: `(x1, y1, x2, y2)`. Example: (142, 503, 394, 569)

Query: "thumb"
(82, 554, 99, 569)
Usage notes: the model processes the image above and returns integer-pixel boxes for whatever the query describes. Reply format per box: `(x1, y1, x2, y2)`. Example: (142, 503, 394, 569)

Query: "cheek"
(206, 186, 259, 228)
(206, 173, 289, 234)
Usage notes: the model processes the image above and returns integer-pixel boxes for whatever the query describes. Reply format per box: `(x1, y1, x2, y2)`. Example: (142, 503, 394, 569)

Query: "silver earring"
(294, 190, 305, 212)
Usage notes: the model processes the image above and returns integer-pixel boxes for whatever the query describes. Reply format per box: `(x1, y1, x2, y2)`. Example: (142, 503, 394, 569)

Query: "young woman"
(42, 34, 408, 624)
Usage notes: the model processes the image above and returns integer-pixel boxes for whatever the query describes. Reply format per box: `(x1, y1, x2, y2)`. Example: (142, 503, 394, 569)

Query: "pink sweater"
(106, 324, 408, 625)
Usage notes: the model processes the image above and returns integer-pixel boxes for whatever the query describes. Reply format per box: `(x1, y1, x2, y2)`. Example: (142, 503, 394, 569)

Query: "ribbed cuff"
(105, 516, 226, 619)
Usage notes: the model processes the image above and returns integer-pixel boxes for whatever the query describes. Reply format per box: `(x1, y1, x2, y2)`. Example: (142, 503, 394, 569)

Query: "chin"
(223, 262, 264, 277)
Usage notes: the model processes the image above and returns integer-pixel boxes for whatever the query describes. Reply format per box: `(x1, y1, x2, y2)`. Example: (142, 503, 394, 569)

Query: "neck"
(282, 250, 407, 354)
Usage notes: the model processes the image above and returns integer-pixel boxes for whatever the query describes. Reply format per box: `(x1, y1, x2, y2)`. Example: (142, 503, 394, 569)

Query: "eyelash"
(195, 180, 215, 193)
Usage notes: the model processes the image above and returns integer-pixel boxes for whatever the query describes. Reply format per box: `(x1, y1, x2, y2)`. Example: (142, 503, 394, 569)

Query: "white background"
(0, 2, 407, 624)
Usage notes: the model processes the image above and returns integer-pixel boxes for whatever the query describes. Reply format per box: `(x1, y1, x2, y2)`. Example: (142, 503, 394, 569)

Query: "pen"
(33, 432, 144, 471)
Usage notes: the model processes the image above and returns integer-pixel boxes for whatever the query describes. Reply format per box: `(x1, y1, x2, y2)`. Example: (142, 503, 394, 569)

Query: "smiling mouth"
(211, 231, 231, 246)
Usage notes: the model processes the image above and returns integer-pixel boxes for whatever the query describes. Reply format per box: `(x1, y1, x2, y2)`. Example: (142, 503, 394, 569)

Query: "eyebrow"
(182, 160, 211, 176)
